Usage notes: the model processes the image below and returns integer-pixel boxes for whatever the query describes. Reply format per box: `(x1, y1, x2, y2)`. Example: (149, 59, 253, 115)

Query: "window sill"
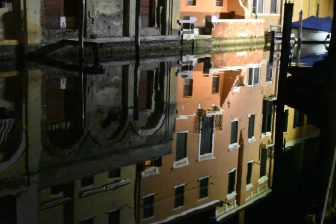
(142, 216, 154, 222)
(199, 153, 215, 161)
(261, 132, 271, 138)
(246, 183, 253, 192)
(247, 84, 259, 87)
(81, 185, 94, 191)
(228, 143, 240, 151)
(258, 176, 268, 185)
(173, 158, 190, 169)
(226, 191, 237, 201)
(232, 86, 241, 92)
(50, 192, 64, 199)
(142, 167, 160, 178)
(248, 137, 256, 144)
(173, 205, 184, 210)
(198, 196, 209, 202)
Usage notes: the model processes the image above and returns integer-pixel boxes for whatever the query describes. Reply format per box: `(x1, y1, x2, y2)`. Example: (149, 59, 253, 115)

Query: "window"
(174, 185, 185, 208)
(283, 109, 289, 132)
(248, 114, 255, 139)
(50, 184, 65, 196)
(228, 169, 236, 194)
(271, 0, 277, 14)
(212, 76, 220, 93)
(246, 162, 253, 185)
(109, 168, 121, 179)
(293, 109, 304, 128)
(248, 67, 260, 86)
(138, 71, 154, 110)
(216, 0, 223, 6)
(80, 218, 94, 224)
(183, 79, 193, 97)
(252, 0, 264, 14)
(143, 194, 154, 219)
(145, 158, 162, 168)
(262, 100, 273, 134)
(199, 177, 209, 199)
(176, 133, 187, 161)
(81, 176, 94, 188)
(186, 0, 196, 6)
(260, 148, 267, 177)
(266, 63, 273, 82)
(200, 116, 214, 155)
(203, 57, 211, 74)
(230, 120, 238, 144)
(0, 0, 11, 8)
(108, 209, 120, 224)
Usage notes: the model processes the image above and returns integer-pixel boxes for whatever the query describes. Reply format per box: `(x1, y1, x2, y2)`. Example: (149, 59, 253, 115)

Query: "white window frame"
(248, 113, 256, 143)
(142, 193, 156, 221)
(198, 176, 210, 201)
(198, 116, 215, 161)
(246, 160, 254, 191)
(174, 131, 190, 169)
(226, 168, 237, 200)
(247, 66, 261, 87)
(173, 183, 186, 209)
(270, 0, 278, 15)
(186, 0, 196, 6)
(228, 118, 240, 151)
(216, 0, 224, 7)
(251, 0, 264, 15)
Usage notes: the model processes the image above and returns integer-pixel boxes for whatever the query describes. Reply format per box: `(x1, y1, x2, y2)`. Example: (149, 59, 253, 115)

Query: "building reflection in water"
(0, 71, 23, 166)
(138, 50, 278, 223)
(0, 49, 321, 224)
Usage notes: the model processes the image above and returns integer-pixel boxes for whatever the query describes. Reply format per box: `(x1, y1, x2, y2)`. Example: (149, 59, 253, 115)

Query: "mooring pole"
(273, 2, 293, 198)
(317, 1, 336, 222)
(298, 10, 303, 46)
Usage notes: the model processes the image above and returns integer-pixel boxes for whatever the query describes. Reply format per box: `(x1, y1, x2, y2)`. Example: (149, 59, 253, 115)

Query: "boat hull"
(292, 28, 331, 42)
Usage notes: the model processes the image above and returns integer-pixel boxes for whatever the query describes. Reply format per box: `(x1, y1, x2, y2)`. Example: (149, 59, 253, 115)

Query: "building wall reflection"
(138, 50, 278, 223)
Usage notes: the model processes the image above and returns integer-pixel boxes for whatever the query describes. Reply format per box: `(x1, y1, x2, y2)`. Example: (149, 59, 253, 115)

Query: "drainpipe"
(79, 0, 85, 50)
(135, 0, 140, 58)
(134, 0, 141, 121)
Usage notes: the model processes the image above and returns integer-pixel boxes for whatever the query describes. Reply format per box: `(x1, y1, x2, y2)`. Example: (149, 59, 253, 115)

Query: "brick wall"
(212, 20, 264, 38)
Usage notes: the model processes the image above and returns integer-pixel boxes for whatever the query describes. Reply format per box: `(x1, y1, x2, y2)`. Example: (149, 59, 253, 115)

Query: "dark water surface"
(0, 46, 327, 224)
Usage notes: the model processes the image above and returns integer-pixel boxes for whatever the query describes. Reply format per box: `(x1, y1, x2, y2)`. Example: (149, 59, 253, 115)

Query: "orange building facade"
(138, 49, 279, 223)
(180, 0, 282, 37)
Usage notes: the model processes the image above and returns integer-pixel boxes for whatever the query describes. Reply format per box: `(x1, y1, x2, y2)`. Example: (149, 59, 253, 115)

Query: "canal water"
(0, 45, 328, 224)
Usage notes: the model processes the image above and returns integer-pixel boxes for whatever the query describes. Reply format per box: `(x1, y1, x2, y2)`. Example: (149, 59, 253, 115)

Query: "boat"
(292, 43, 328, 66)
(292, 16, 332, 42)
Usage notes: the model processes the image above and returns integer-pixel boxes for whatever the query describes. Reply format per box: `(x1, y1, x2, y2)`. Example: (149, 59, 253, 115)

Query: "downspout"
(134, 0, 141, 121)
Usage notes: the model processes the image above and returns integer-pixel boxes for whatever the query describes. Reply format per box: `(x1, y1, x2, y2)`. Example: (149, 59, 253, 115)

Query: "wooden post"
(273, 2, 293, 199)
(298, 10, 303, 46)
(317, 2, 336, 222)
